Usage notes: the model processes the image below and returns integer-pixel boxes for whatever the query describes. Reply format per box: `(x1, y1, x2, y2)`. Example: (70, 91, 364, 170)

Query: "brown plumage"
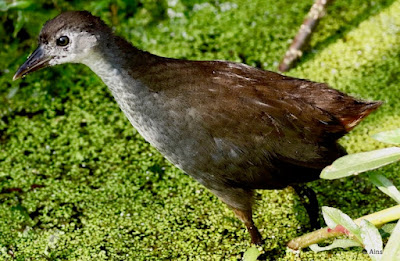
(13, 11, 381, 245)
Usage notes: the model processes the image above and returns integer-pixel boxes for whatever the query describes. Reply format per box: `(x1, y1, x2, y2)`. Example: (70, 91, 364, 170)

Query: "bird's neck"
(82, 35, 160, 96)
(81, 35, 171, 145)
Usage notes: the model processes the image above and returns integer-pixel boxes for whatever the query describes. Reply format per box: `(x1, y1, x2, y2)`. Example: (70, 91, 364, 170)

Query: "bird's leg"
(292, 184, 320, 230)
(232, 207, 263, 245)
(209, 187, 263, 244)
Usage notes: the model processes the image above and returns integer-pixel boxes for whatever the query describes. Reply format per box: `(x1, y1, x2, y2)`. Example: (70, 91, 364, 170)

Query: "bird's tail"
(338, 100, 382, 132)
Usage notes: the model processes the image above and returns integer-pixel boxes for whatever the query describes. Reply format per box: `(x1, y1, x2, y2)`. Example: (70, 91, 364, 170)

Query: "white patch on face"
(47, 31, 99, 65)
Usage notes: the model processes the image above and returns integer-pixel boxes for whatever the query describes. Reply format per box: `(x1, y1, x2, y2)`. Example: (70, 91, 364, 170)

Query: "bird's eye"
(56, 36, 69, 46)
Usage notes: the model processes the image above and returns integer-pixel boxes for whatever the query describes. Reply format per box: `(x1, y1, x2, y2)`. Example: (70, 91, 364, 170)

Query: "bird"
(13, 11, 381, 245)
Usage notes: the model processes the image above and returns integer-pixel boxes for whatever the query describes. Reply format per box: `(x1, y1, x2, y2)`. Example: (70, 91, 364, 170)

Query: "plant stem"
(278, 0, 334, 72)
(287, 204, 400, 250)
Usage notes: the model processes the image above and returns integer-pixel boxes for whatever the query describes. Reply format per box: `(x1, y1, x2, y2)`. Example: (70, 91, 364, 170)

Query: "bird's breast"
(101, 69, 212, 172)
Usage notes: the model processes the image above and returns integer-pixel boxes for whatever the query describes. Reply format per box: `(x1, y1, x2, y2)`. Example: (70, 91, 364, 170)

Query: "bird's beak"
(13, 46, 52, 81)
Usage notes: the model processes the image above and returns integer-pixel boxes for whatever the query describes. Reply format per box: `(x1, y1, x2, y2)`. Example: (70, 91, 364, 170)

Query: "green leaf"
(242, 246, 260, 261)
(382, 220, 400, 261)
(7, 86, 19, 99)
(320, 147, 400, 180)
(373, 128, 400, 145)
(7, 1, 33, 9)
(369, 173, 400, 204)
(13, 11, 26, 38)
(0, 2, 6, 12)
(309, 239, 361, 252)
(0, 1, 34, 11)
(360, 219, 383, 261)
(322, 206, 362, 242)
(380, 223, 397, 237)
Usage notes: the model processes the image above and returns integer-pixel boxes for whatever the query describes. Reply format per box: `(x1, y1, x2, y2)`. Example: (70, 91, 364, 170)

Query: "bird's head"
(13, 11, 111, 80)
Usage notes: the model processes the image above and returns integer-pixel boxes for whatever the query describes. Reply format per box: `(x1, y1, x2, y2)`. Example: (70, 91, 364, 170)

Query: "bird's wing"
(135, 59, 377, 170)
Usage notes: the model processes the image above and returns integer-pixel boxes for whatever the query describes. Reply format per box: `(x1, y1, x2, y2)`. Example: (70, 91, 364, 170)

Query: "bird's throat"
(81, 37, 173, 154)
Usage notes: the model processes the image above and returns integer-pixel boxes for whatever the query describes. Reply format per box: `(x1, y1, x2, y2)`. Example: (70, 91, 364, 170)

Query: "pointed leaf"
(320, 147, 400, 180)
(360, 219, 383, 261)
(309, 239, 362, 252)
(7, 86, 19, 99)
(369, 173, 400, 204)
(382, 220, 400, 261)
(322, 206, 362, 242)
(373, 128, 400, 145)
(13, 11, 26, 38)
(8, 1, 33, 9)
(380, 223, 397, 237)
(242, 246, 260, 261)
(0, 1, 33, 11)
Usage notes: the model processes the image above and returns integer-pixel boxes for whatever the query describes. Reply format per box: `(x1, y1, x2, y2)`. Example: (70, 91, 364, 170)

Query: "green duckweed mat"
(1, 0, 399, 260)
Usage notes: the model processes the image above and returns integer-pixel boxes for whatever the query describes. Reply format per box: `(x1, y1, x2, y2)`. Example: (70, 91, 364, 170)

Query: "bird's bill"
(13, 46, 52, 80)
